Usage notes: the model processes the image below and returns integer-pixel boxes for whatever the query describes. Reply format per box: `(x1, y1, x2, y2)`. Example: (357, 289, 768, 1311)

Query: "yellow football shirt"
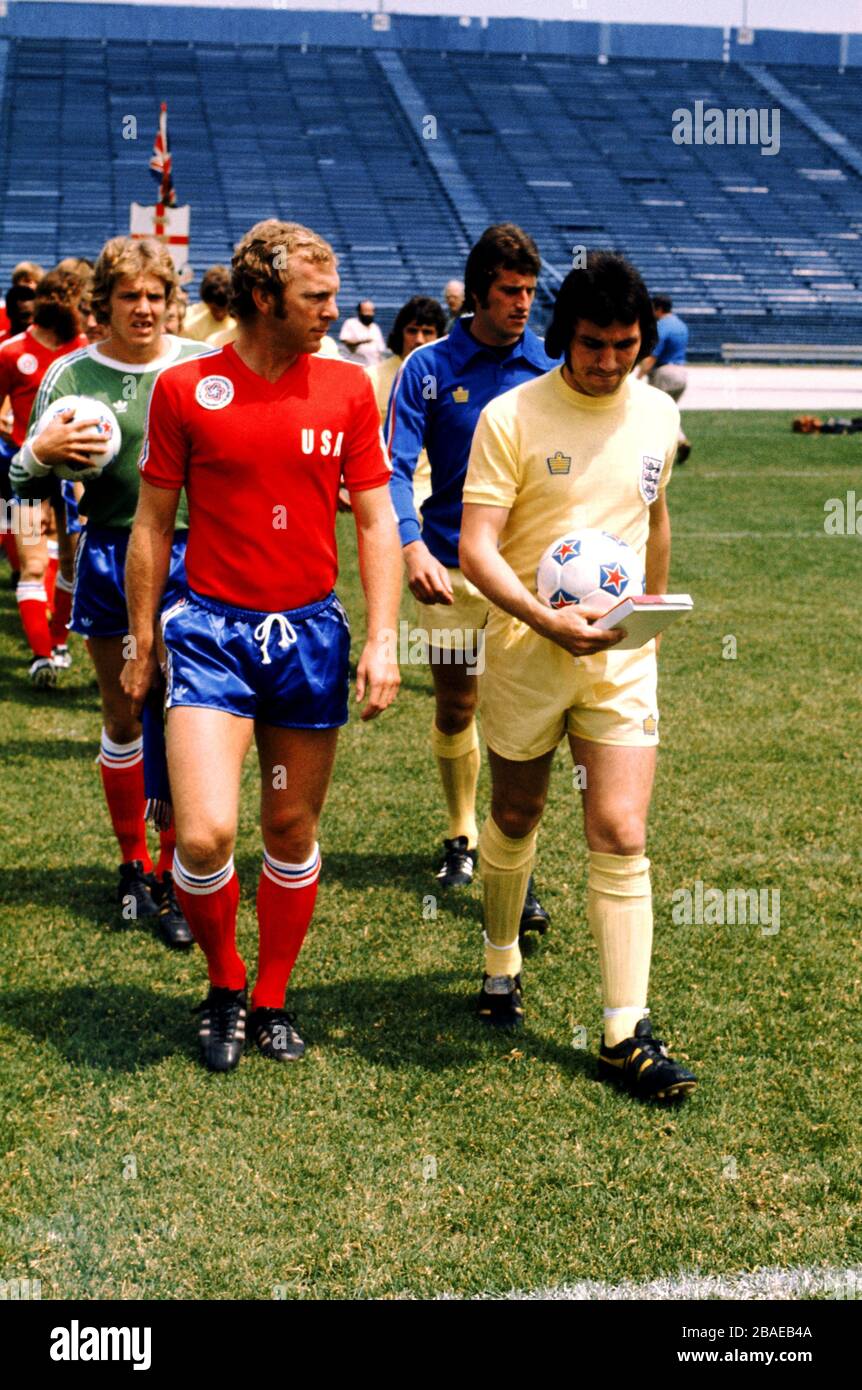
(183, 301, 238, 344)
(463, 367, 679, 590)
(366, 353, 401, 423)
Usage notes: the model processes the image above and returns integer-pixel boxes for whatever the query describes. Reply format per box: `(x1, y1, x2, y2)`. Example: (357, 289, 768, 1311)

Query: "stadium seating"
(0, 36, 860, 356)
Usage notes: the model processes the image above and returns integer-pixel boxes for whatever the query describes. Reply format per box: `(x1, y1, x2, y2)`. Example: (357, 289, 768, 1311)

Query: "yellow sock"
(478, 817, 537, 978)
(587, 850, 653, 1047)
(431, 719, 480, 847)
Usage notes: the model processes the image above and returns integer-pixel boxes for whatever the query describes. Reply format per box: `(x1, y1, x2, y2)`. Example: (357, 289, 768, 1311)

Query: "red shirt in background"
(0, 328, 87, 445)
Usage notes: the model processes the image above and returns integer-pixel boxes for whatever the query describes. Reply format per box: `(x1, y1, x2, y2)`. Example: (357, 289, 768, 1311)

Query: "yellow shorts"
(479, 613, 660, 760)
(413, 567, 488, 654)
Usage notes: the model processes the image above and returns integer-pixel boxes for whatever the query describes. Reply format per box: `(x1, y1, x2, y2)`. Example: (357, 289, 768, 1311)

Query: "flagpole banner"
(129, 202, 191, 271)
(149, 101, 176, 207)
(131, 101, 190, 270)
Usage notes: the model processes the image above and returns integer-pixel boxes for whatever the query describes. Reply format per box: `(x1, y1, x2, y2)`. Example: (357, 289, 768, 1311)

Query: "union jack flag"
(149, 102, 176, 207)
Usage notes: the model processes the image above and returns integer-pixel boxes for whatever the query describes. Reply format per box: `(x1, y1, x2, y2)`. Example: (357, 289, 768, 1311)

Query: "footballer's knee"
(585, 813, 647, 857)
(19, 553, 47, 583)
(261, 807, 318, 863)
(103, 713, 142, 746)
(490, 799, 545, 842)
(433, 686, 478, 735)
(177, 828, 236, 875)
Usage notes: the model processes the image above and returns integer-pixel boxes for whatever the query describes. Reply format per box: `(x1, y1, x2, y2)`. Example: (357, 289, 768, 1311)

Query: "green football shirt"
(12, 335, 211, 529)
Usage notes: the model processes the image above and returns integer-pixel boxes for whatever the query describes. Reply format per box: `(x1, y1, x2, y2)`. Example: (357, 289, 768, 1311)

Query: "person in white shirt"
(339, 299, 386, 367)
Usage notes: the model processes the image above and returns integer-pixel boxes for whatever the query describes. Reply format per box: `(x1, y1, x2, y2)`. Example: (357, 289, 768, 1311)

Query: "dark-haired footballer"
(459, 251, 697, 1102)
(386, 224, 556, 949)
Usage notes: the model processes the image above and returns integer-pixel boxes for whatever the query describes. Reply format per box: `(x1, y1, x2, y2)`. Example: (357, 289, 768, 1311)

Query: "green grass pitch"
(1, 410, 860, 1300)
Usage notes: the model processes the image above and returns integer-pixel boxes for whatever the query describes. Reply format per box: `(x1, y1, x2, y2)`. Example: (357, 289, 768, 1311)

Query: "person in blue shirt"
(387, 224, 558, 942)
(637, 295, 691, 461)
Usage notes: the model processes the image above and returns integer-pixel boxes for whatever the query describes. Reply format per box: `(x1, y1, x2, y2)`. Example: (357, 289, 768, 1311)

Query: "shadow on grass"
(2, 738, 99, 763)
(288, 970, 596, 1079)
(0, 971, 595, 1080)
(234, 849, 487, 929)
(0, 983, 194, 1072)
(0, 666, 100, 713)
(0, 864, 117, 921)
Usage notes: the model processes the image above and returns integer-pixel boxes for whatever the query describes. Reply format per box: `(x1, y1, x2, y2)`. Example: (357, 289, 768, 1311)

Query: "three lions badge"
(639, 454, 663, 504)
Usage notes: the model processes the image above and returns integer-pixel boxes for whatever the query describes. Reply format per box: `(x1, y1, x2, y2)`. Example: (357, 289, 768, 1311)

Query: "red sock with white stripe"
(155, 825, 176, 878)
(16, 580, 53, 659)
(49, 573, 74, 647)
(46, 541, 59, 608)
(173, 852, 246, 989)
(99, 730, 153, 869)
(252, 845, 321, 1009)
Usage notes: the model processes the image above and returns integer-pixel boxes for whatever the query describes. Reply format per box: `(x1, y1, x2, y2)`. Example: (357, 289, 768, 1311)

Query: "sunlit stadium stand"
(0, 7, 860, 358)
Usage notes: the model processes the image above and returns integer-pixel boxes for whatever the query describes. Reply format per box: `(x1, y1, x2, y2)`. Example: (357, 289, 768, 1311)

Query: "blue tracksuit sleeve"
(386, 353, 429, 549)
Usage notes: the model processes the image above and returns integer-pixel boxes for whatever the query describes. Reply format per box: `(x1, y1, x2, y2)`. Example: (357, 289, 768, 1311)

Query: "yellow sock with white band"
(587, 850, 653, 1047)
(431, 719, 480, 847)
(479, 817, 537, 978)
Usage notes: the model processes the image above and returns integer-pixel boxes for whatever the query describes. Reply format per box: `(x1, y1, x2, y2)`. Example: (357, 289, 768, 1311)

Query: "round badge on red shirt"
(16, 353, 38, 376)
(195, 376, 235, 410)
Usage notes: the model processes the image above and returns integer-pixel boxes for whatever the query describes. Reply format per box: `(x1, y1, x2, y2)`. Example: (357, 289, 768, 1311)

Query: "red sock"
(98, 730, 153, 869)
(16, 580, 53, 659)
(252, 845, 321, 1009)
(46, 547, 59, 608)
(173, 854, 246, 989)
(156, 825, 176, 878)
(49, 573, 74, 646)
(1, 530, 19, 572)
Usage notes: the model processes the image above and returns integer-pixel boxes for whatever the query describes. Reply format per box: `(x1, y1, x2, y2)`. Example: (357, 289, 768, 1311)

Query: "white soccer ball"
(536, 528, 645, 614)
(35, 394, 121, 481)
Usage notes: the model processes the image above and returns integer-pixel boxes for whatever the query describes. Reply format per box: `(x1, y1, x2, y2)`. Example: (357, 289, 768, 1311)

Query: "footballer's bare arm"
(646, 489, 671, 654)
(350, 483, 403, 720)
(121, 479, 180, 713)
(459, 502, 621, 658)
(646, 489, 671, 593)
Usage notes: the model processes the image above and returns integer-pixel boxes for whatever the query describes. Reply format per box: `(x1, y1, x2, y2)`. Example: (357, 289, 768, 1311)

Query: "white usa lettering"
(301, 429, 344, 457)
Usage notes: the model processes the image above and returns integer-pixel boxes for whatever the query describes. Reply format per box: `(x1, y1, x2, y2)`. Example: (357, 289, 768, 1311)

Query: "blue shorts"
(160, 588, 351, 729)
(61, 480, 82, 535)
(70, 527, 188, 639)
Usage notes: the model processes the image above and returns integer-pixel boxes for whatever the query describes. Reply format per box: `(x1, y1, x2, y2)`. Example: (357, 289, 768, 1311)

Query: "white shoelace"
(253, 613, 298, 665)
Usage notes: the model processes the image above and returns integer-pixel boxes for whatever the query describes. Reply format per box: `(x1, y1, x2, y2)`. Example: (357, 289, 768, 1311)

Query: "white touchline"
(674, 530, 833, 539)
(436, 1265, 862, 1301)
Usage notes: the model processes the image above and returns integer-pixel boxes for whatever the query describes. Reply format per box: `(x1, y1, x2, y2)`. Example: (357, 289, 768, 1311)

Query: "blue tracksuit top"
(653, 313, 689, 366)
(386, 315, 559, 568)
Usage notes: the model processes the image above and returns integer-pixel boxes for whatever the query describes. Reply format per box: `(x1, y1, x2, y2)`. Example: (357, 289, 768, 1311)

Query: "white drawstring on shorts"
(253, 613, 297, 665)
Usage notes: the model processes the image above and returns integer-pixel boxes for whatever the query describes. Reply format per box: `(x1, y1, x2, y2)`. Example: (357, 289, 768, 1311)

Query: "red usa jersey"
(0, 328, 88, 445)
(139, 343, 391, 610)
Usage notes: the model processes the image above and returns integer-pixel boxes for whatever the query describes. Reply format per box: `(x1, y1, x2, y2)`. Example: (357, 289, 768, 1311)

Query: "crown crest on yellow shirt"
(452, 386, 470, 403)
(546, 450, 572, 475)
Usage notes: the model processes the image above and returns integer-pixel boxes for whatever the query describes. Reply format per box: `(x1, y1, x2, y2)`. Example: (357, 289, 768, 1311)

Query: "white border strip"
(449, 1266, 862, 1301)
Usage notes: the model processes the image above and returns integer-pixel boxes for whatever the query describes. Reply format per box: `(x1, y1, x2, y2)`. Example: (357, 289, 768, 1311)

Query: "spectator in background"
(12, 261, 45, 288)
(183, 265, 236, 343)
(443, 278, 465, 330)
(367, 295, 447, 424)
(0, 262, 44, 340)
(637, 294, 691, 462)
(344, 294, 447, 515)
(2, 284, 37, 340)
(163, 286, 189, 336)
(339, 299, 386, 367)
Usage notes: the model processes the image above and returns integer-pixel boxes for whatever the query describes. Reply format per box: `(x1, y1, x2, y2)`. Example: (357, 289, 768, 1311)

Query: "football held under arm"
(460, 404, 620, 659)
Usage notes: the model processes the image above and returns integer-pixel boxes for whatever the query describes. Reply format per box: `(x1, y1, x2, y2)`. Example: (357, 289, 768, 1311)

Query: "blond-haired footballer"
(459, 252, 696, 1102)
